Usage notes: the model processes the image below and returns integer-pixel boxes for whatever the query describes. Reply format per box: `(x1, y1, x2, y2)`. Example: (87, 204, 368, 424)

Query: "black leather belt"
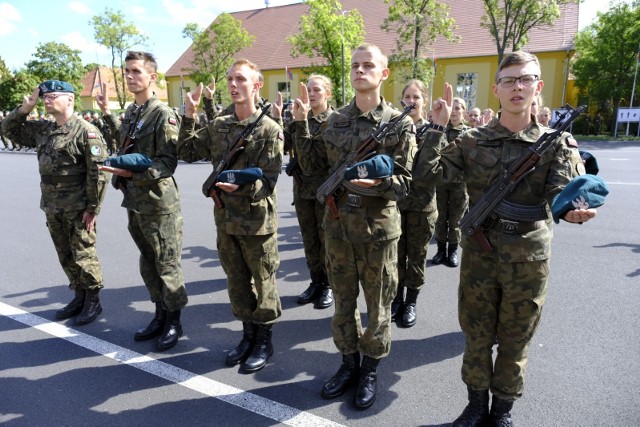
(41, 174, 85, 185)
(497, 219, 546, 235)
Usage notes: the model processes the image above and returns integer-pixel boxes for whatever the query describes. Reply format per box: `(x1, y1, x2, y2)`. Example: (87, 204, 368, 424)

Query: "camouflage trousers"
(45, 210, 103, 290)
(458, 249, 549, 400)
(217, 230, 281, 325)
(326, 236, 398, 359)
(294, 196, 326, 276)
(398, 209, 437, 291)
(127, 210, 188, 312)
(435, 182, 468, 244)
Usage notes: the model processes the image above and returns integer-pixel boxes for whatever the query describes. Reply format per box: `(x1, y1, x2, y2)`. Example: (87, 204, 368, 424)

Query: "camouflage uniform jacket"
(177, 110, 283, 236)
(294, 98, 416, 243)
(399, 118, 445, 213)
(287, 107, 333, 200)
(440, 122, 469, 185)
(2, 110, 108, 214)
(414, 117, 584, 262)
(104, 96, 182, 215)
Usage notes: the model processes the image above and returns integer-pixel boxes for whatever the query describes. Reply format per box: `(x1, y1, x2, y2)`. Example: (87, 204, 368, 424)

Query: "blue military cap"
(551, 175, 609, 223)
(579, 150, 599, 175)
(104, 153, 152, 172)
(217, 167, 263, 185)
(38, 80, 75, 96)
(344, 154, 394, 181)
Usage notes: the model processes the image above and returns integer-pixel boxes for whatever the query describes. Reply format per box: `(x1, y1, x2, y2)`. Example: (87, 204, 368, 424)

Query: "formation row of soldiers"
(2, 45, 597, 427)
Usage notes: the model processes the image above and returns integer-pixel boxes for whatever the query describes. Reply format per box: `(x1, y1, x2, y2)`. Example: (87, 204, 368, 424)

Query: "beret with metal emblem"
(38, 80, 75, 96)
(551, 174, 609, 223)
(217, 167, 263, 185)
(344, 154, 394, 181)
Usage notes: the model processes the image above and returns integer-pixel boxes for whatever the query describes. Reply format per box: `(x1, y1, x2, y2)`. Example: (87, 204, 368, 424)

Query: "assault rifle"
(201, 103, 271, 208)
(416, 122, 435, 140)
(316, 102, 416, 218)
(459, 104, 586, 252)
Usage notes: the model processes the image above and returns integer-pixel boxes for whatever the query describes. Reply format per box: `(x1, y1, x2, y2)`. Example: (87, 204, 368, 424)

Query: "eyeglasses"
(496, 74, 538, 88)
(42, 93, 69, 101)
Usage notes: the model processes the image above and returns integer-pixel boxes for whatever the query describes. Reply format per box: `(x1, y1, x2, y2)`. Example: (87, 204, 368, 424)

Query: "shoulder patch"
(576, 162, 586, 175)
(168, 117, 177, 125)
(278, 131, 284, 141)
(567, 137, 578, 148)
(87, 132, 97, 139)
(90, 144, 102, 157)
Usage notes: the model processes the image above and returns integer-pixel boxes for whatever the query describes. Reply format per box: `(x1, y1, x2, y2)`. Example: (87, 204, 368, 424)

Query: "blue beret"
(38, 80, 74, 96)
(579, 150, 599, 175)
(552, 175, 609, 223)
(104, 153, 152, 172)
(344, 154, 394, 181)
(217, 167, 263, 185)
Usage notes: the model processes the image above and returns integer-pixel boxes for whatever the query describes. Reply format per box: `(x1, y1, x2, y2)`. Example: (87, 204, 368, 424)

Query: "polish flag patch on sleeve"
(87, 132, 97, 139)
(168, 117, 177, 125)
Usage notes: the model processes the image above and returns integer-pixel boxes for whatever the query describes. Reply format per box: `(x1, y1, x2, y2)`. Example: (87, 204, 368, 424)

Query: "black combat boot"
(242, 324, 273, 373)
(156, 310, 183, 351)
(56, 287, 85, 320)
(391, 285, 405, 321)
(75, 289, 102, 325)
(452, 386, 490, 427)
(353, 355, 379, 409)
(447, 243, 460, 267)
(316, 284, 334, 309)
(488, 396, 514, 427)
(402, 288, 419, 328)
(134, 302, 167, 341)
(226, 321, 257, 366)
(432, 241, 447, 265)
(321, 352, 360, 398)
(297, 271, 323, 305)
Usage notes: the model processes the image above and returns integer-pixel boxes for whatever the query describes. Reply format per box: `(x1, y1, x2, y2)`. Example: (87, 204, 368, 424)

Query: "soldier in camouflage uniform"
(278, 74, 334, 309)
(392, 79, 446, 328)
(178, 59, 283, 374)
(293, 44, 416, 409)
(414, 51, 597, 427)
(432, 97, 469, 268)
(0, 111, 10, 150)
(2, 80, 109, 325)
(96, 51, 188, 352)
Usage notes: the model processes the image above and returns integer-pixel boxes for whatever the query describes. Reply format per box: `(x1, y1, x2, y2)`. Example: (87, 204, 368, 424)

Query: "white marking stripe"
(0, 301, 344, 427)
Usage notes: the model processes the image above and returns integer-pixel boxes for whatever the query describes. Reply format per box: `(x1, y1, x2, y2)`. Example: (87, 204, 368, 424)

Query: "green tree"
(25, 42, 85, 90)
(381, 0, 458, 85)
(572, 1, 640, 131)
(481, 0, 579, 63)
(0, 69, 40, 110)
(287, 0, 365, 106)
(182, 13, 254, 106)
(90, 8, 148, 108)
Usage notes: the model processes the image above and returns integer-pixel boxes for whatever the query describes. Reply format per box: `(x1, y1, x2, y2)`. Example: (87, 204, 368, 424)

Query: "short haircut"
(353, 43, 388, 69)
(402, 79, 429, 103)
(308, 74, 333, 97)
(125, 51, 158, 72)
(453, 97, 467, 110)
(495, 51, 541, 82)
(229, 59, 261, 83)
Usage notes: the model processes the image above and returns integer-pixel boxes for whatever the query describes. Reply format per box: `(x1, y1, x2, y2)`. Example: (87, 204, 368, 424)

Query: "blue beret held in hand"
(217, 167, 263, 185)
(551, 175, 609, 223)
(344, 154, 394, 181)
(104, 153, 152, 172)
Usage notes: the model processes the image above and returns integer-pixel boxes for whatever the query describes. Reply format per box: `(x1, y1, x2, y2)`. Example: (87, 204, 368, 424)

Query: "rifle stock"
(460, 104, 586, 251)
(316, 103, 416, 218)
(201, 103, 271, 207)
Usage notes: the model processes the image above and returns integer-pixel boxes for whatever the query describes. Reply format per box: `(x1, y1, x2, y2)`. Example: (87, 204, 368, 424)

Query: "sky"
(0, 0, 631, 74)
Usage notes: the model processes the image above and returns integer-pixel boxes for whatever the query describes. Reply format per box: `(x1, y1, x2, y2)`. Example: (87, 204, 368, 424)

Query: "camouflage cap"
(38, 80, 75, 96)
(217, 167, 263, 185)
(551, 174, 609, 223)
(344, 154, 394, 181)
(105, 153, 152, 172)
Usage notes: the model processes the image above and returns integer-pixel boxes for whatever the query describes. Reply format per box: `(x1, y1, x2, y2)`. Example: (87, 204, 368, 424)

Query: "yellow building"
(166, 0, 579, 112)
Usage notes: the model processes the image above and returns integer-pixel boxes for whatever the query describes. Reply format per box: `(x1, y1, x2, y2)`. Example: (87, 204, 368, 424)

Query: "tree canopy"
(90, 8, 148, 108)
(26, 42, 85, 88)
(572, 0, 640, 128)
(481, 0, 579, 63)
(182, 13, 254, 106)
(381, 0, 458, 85)
(288, 0, 365, 106)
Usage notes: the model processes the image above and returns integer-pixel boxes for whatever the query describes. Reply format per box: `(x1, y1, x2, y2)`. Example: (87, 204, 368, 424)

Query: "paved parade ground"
(0, 141, 638, 426)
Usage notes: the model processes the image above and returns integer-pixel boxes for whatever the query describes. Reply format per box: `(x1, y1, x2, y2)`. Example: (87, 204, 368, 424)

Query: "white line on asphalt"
(604, 181, 640, 185)
(0, 301, 344, 427)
